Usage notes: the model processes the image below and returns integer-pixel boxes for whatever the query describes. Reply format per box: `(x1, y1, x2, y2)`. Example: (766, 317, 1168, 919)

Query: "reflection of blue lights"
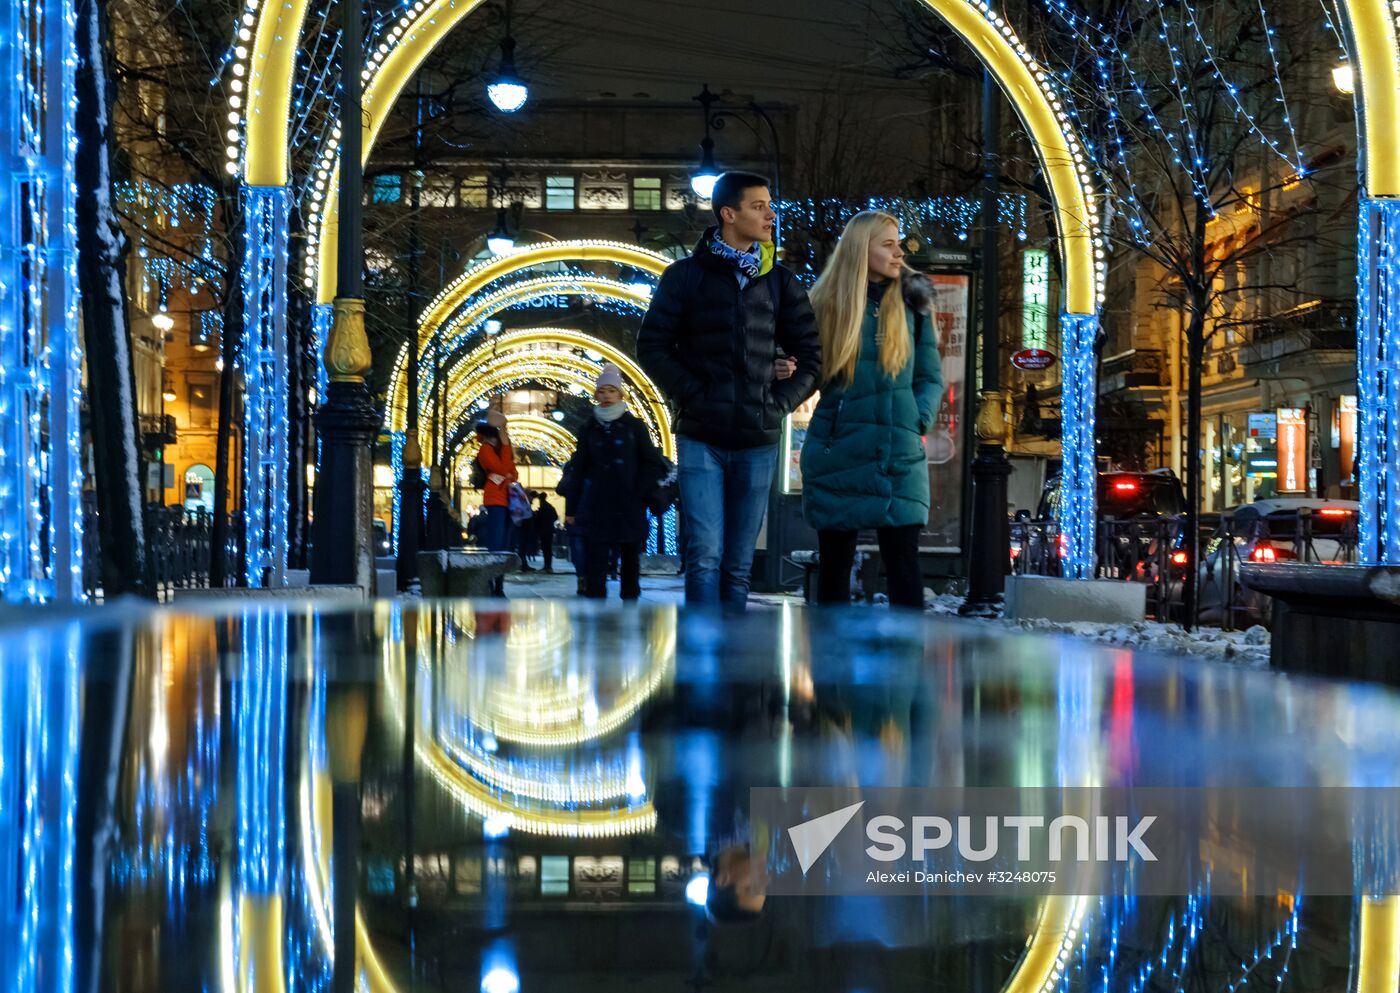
(685, 873, 710, 907)
(237, 611, 288, 893)
(625, 733, 647, 802)
(483, 813, 512, 840)
(482, 966, 520, 993)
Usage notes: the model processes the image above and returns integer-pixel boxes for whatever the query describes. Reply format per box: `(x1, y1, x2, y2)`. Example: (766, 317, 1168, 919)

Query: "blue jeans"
(481, 505, 513, 552)
(677, 437, 777, 609)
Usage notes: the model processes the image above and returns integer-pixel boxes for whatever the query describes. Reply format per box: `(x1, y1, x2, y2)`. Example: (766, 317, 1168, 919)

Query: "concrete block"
(638, 554, 680, 575)
(1005, 575, 1146, 625)
(285, 569, 310, 588)
(375, 568, 398, 597)
(416, 550, 516, 597)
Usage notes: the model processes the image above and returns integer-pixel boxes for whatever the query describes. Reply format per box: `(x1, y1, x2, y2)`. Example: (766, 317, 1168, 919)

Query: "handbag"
(507, 482, 534, 524)
(469, 455, 487, 489)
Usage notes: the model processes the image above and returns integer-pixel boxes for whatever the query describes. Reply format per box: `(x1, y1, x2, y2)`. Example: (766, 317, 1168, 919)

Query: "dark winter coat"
(557, 411, 671, 545)
(533, 499, 559, 540)
(636, 230, 822, 450)
(801, 276, 944, 532)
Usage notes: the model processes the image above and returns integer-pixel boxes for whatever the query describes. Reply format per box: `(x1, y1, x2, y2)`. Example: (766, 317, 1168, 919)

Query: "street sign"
(1011, 348, 1057, 371)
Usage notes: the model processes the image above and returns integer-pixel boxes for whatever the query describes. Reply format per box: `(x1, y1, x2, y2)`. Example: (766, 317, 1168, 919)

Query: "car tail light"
(1010, 546, 1022, 559)
(1112, 481, 1138, 492)
(1250, 545, 1277, 563)
(1318, 508, 1351, 518)
(1171, 551, 1189, 566)
(1057, 533, 1068, 559)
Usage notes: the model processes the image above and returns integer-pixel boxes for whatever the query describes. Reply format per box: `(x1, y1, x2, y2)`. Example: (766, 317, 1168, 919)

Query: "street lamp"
(486, 1, 528, 113)
(486, 208, 515, 255)
(1333, 59, 1355, 95)
(690, 136, 720, 199)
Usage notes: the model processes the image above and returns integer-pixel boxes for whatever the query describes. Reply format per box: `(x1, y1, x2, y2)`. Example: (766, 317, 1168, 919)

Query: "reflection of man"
(707, 841, 770, 923)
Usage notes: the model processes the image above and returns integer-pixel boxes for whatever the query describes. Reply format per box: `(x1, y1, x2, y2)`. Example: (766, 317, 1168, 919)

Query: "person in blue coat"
(800, 210, 944, 608)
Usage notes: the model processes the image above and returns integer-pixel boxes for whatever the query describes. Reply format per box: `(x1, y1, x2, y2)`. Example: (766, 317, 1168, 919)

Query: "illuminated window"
(422, 174, 456, 207)
(369, 174, 401, 204)
(627, 857, 656, 894)
(541, 855, 569, 897)
(633, 177, 662, 211)
(460, 174, 489, 209)
(546, 175, 576, 211)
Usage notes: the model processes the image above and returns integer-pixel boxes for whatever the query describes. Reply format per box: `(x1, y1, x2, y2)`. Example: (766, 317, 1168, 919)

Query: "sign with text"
(1011, 348, 1057, 371)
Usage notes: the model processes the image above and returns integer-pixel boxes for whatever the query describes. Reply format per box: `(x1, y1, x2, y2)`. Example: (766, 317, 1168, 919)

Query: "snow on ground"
(923, 590, 1272, 667)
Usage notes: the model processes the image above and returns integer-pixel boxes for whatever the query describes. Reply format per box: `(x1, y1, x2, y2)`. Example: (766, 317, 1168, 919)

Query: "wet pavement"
(3, 598, 1399, 992)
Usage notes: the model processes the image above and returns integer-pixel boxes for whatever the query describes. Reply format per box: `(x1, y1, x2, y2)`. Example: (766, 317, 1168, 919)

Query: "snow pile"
(920, 588, 1271, 666)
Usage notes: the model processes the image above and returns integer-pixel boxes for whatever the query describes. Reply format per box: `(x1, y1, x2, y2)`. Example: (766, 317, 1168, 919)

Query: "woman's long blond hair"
(809, 211, 911, 386)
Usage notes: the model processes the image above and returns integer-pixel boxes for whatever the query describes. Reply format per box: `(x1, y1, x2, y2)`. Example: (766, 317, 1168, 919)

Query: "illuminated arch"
(453, 414, 578, 473)
(417, 240, 671, 348)
(245, 0, 1104, 313)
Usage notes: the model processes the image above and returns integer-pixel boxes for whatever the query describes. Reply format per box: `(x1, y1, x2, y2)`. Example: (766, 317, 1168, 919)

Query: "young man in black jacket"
(637, 172, 821, 608)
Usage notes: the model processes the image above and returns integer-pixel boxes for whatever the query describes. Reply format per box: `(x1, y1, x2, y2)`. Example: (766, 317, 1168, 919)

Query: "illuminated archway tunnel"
(228, 0, 1108, 984)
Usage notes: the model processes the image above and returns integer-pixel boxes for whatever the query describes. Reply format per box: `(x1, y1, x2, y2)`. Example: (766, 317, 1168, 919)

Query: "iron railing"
(82, 504, 241, 600)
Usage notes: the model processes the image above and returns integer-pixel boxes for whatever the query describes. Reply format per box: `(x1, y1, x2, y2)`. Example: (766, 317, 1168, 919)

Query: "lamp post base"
(959, 442, 1012, 617)
(310, 380, 378, 589)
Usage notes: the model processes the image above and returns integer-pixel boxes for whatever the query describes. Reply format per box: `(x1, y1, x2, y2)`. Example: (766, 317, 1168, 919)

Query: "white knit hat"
(596, 363, 624, 391)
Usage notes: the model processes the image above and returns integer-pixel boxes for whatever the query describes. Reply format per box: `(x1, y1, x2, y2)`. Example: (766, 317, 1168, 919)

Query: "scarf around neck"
(594, 402, 628, 425)
(707, 231, 762, 279)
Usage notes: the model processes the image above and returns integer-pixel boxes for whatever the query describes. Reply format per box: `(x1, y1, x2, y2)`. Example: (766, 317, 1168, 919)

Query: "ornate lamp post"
(960, 69, 1012, 617)
(311, 0, 378, 588)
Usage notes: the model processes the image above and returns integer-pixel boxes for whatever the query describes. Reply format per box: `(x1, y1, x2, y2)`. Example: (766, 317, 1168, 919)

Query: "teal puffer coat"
(801, 279, 944, 531)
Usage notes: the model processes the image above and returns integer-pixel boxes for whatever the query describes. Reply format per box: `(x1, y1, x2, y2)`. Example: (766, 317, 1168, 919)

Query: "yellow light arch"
(249, 0, 1105, 313)
(453, 413, 578, 471)
(1347, 0, 1400, 195)
(416, 240, 672, 347)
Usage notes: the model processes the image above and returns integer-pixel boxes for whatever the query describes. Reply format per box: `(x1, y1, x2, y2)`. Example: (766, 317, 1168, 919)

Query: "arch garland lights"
(452, 414, 578, 473)
(390, 324, 675, 460)
(237, 0, 1107, 581)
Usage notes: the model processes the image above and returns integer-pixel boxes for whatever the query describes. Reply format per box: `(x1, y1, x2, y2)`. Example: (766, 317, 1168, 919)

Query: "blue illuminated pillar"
(1357, 197, 1400, 564)
(0, 0, 84, 601)
(1059, 312, 1100, 578)
(242, 186, 292, 587)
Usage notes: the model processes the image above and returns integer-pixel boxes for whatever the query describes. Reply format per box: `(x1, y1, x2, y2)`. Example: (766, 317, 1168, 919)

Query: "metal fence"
(82, 503, 241, 600)
(1010, 510, 1360, 630)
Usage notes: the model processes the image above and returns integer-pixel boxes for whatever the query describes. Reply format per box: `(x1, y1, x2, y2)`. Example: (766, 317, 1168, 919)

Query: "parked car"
(1011, 470, 1188, 579)
(1192, 498, 1359, 626)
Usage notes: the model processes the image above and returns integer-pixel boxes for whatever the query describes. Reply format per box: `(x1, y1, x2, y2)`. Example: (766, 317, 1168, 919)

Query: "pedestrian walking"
(557, 364, 671, 601)
(474, 418, 518, 595)
(800, 210, 944, 609)
(533, 491, 559, 572)
(637, 171, 821, 609)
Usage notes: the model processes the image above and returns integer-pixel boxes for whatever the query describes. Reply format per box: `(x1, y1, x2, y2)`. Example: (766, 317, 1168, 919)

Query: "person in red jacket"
(475, 420, 517, 594)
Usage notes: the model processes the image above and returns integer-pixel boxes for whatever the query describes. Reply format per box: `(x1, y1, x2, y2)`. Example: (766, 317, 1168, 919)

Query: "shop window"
(459, 174, 490, 208)
(369, 174, 401, 205)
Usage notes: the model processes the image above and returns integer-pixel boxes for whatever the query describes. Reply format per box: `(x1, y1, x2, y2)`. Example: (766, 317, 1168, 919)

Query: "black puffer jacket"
(557, 411, 671, 545)
(637, 230, 821, 449)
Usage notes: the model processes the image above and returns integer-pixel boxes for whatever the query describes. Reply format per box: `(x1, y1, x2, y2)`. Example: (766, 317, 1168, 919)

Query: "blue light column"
(1059, 312, 1100, 579)
(0, 0, 84, 601)
(1357, 197, 1400, 564)
(242, 186, 292, 587)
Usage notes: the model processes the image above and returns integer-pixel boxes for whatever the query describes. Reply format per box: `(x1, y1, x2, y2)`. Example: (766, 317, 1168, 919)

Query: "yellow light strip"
(416, 241, 672, 346)
(243, 0, 311, 186)
(915, 0, 1102, 312)
(1356, 896, 1400, 993)
(1347, 0, 1400, 195)
(1001, 895, 1089, 993)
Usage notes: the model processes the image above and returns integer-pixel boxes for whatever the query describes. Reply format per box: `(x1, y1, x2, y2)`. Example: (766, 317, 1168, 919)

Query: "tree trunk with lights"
(75, 0, 150, 598)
